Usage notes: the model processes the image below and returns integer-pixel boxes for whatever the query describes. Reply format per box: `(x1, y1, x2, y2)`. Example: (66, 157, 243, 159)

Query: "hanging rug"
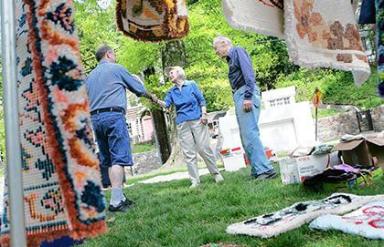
(116, 0, 189, 42)
(0, 0, 107, 246)
(222, 0, 284, 38)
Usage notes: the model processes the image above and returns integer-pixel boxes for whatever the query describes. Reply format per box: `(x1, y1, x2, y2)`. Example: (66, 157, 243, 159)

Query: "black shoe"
(108, 200, 129, 212)
(122, 195, 135, 208)
(253, 170, 277, 180)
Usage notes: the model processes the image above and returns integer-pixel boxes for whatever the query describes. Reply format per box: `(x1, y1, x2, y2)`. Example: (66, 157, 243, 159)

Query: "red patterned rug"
(0, 0, 107, 246)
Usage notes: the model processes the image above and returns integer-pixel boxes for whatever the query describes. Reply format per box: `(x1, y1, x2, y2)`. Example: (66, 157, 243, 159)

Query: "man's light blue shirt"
(85, 60, 146, 111)
(164, 81, 206, 125)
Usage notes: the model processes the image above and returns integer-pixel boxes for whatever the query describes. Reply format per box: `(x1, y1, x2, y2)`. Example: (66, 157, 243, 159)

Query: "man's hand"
(243, 99, 253, 112)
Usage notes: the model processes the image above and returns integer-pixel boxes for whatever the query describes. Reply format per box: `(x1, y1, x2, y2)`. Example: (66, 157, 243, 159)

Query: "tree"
(159, 40, 187, 166)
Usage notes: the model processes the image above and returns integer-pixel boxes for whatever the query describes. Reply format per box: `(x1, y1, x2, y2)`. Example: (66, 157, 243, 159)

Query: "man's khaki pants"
(177, 119, 220, 184)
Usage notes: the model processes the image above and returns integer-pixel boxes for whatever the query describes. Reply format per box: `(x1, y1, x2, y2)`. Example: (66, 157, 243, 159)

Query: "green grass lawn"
(132, 143, 156, 154)
(82, 167, 384, 247)
(316, 108, 343, 118)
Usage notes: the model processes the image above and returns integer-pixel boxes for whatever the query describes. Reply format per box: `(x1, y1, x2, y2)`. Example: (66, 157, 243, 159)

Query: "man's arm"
(118, 66, 147, 97)
(237, 48, 256, 100)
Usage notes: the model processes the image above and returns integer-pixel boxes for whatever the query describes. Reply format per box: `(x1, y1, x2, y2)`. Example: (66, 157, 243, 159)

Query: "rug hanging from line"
(222, 0, 371, 85)
(0, 0, 107, 246)
(222, 0, 284, 38)
(310, 201, 384, 240)
(226, 193, 384, 238)
(116, 0, 189, 42)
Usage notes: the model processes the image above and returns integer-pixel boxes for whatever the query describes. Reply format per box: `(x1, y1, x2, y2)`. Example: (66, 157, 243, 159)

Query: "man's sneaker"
(254, 170, 277, 180)
(214, 174, 224, 183)
(108, 200, 129, 213)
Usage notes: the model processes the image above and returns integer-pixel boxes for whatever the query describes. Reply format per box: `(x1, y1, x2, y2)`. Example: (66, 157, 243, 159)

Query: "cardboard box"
(296, 154, 329, 182)
(279, 152, 336, 184)
(334, 136, 384, 168)
(365, 137, 384, 168)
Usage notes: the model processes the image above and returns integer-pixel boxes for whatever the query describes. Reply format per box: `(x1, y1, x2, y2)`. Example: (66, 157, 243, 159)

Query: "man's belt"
(90, 107, 125, 116)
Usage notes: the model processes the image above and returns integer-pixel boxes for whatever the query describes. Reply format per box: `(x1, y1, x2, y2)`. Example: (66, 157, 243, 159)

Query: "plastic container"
(279, 158, 300, 185)
(220, 147, 247, 172)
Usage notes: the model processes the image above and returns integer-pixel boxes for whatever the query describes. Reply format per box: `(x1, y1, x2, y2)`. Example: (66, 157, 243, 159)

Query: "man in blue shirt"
(213, 36, 276, 180)
(86, 45, 153, 212)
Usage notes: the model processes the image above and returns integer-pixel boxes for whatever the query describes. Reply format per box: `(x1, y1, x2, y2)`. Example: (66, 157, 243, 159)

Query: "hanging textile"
(284, 0, 371, 85)
(310, 201, 384, 240)
(0, 0, 107, 246)
(376, 0, 384, 97)
(222, 0, 284, 38)
(223, 0, 371, 85)
(226, 193, 384, 238)
(116, 0, 189, 42)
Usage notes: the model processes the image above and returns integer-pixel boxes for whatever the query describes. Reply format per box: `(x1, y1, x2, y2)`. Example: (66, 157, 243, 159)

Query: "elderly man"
(213, 36, 276, 180)
(86, 45, 153, 212)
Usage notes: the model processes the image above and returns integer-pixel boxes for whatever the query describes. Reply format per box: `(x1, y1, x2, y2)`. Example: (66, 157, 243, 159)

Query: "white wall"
(219, 102, 315, 153)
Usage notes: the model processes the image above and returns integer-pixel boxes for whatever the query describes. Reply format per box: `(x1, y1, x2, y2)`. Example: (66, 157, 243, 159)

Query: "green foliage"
(276, 68, 384, 109)
(323, 68, 384, 109)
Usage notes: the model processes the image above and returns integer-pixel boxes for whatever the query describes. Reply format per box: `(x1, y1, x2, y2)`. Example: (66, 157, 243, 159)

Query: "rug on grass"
(310, 201, 384, 240)
(226, 193, 384, 238)
(222, 0, 371, 85)
(116, 0, 189, 42)
(0, 0, 107, 246)
(222, 0, 284, 38)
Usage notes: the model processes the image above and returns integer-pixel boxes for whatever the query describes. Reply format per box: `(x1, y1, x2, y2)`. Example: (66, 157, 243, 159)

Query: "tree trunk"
(161, 40, 187, 76)
(161, 40, 186, 167)
(151, 108, 171, 163)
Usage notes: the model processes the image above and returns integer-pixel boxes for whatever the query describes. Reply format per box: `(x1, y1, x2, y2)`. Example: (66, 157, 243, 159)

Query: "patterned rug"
(222, 0, 371, 85)
(310, 201, 384, 239)
(222, 0, 284, 38)
(226, 193, 384, 238)
(116, 0, 189, 42)
(0, 0, 107, 246)
(284, 0, 371, 85)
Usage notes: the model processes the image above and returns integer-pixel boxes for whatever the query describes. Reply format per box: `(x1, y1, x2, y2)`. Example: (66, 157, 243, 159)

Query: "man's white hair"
(169, 66, 186, 80)
(213, 36, 232, 46)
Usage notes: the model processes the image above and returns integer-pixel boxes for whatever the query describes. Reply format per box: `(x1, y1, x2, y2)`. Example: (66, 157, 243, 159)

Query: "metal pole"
(315, 107, 318, 141)
(0, 0, 27, 246)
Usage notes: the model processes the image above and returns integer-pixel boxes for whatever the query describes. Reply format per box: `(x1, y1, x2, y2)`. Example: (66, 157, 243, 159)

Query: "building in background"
(126, 92, 154, 144)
